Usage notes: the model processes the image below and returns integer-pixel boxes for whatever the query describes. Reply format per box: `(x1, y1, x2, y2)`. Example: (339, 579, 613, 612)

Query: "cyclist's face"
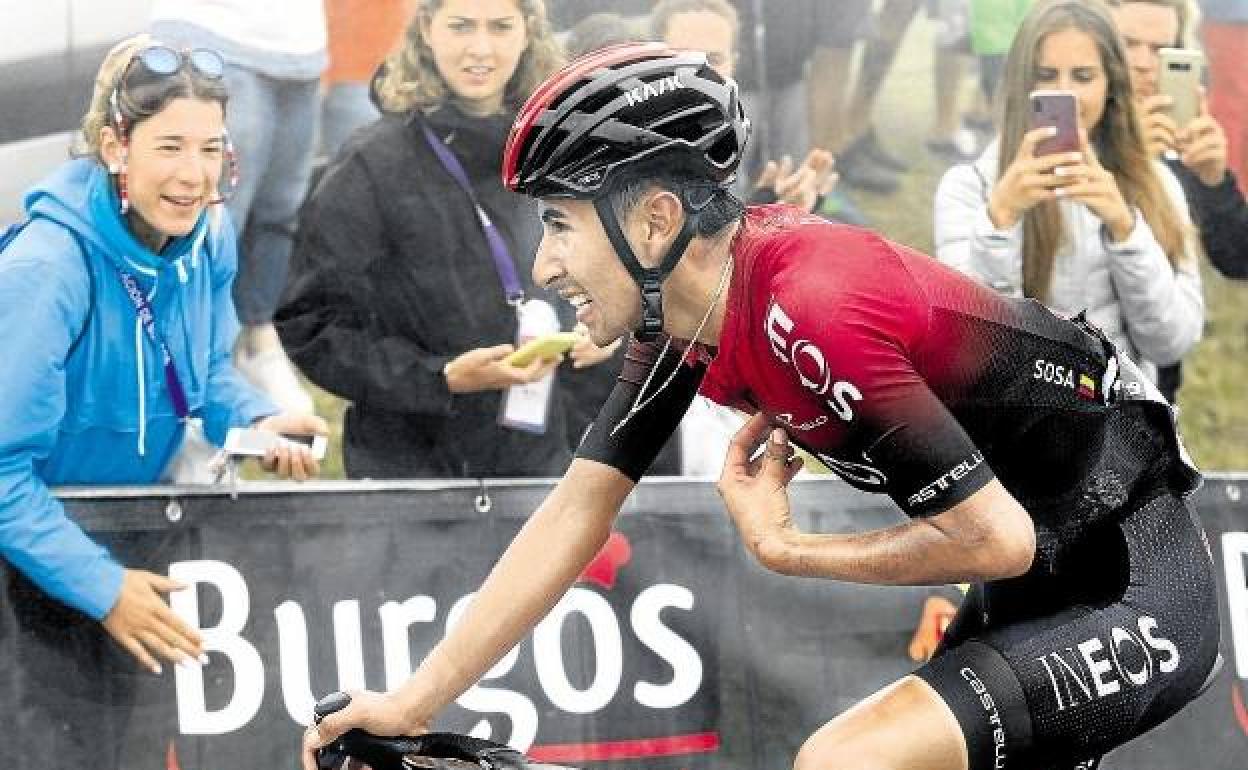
(533, 198, 641, 346)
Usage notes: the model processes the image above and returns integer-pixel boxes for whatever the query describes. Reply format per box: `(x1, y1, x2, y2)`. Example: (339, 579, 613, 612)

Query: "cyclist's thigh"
(795, 675, 970, 770)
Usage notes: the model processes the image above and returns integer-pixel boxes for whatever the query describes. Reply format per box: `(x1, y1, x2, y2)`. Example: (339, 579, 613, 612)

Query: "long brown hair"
(998, 0, 1189, 302)
(373, 0, 564, 115)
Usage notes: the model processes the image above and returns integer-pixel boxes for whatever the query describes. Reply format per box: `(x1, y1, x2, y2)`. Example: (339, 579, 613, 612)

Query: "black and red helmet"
(503, 42, 750, 199)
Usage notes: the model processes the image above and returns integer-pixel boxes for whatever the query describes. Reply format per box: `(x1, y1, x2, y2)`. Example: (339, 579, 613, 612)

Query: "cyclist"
(304, 40, 1220, 770)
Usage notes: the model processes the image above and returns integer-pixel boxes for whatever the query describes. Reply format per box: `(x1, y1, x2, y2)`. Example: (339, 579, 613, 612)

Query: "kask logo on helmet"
(624, 75, 684, 108)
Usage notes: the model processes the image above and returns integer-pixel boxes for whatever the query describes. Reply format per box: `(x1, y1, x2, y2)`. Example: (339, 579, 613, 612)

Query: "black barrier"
(2, 477, 1245, 769)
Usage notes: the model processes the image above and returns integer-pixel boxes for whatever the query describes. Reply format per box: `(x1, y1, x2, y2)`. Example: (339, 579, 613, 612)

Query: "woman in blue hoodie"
(0, 34, 327, 676)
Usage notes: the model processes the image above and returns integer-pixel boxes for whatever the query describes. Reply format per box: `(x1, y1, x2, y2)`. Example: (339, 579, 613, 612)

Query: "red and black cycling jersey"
(579, 205, 1196, 536)
(578, 204, 1212, 770)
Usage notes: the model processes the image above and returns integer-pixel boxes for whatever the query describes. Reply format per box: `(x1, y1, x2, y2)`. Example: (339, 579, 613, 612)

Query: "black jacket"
(1170, 162, 1248, 280)
(276, 104, 574, 479)
(1156, 162, 1248, 401)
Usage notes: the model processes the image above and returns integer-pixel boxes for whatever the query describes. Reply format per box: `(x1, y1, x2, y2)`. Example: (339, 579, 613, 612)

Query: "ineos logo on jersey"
(766, 299, 864, 422)
(1035, 615, 1180, 712)
(624, 75, 683, 107)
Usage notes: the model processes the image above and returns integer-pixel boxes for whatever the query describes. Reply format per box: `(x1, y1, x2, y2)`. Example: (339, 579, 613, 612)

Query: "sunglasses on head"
(129, 44, 225, 81)
(107, 43, 238, 213)
(110, 45, 226, 127)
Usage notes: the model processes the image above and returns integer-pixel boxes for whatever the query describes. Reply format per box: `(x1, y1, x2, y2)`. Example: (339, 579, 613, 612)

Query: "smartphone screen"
(1030, 90, 1079, 156)
(280, 432, 317, 448)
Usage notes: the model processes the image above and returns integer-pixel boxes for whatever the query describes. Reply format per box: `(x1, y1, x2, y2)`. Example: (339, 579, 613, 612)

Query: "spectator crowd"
(0, 0, 1245, 677)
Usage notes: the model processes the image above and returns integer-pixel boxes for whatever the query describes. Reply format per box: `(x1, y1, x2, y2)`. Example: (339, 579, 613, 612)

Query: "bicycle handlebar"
(313, 692, 572, 770)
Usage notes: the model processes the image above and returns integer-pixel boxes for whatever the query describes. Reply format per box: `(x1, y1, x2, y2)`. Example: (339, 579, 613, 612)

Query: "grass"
(305, 14, 1247, 477)
(308, 382, 348, 480)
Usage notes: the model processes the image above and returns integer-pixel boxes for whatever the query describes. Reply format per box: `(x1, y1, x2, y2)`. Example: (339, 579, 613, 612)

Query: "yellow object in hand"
(505, 332, 581, 367)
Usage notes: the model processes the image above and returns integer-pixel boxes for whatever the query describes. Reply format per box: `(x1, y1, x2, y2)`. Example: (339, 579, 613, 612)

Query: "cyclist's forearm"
(767, 481, 1035, 585)
(393, 459, 631, 726)
(769, 520, 988, 585)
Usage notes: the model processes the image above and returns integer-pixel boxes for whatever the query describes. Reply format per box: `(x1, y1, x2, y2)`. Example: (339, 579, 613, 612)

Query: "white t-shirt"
(151, 0, 327, 56)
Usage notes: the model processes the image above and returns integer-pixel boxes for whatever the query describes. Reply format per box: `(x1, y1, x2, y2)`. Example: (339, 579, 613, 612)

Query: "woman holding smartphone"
(933, 0, 1202, 388)
(276, 0, 619, 479)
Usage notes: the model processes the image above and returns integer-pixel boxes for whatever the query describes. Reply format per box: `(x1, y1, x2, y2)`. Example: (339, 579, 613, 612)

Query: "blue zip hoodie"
(0, 158, 277, 621)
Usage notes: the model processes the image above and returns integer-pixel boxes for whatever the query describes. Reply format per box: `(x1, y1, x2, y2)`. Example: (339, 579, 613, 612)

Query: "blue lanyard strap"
(117, 268, 190, 419)
(419, 121, 525, 306)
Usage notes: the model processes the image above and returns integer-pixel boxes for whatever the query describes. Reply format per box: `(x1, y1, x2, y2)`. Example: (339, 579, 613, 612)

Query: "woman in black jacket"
(277, 0, 614, 478)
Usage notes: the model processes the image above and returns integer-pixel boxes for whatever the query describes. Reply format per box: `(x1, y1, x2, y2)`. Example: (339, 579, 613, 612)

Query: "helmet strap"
(592, 195, 701, 342)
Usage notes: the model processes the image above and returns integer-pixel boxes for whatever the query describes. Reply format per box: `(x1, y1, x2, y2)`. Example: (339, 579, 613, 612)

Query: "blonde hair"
(373, 0, 564, 114)
(74, 34, 154, 160)
(998, 0, 1189, 301)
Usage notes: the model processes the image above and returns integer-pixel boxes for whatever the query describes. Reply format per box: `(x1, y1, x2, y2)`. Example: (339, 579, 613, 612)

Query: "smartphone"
(1030, 90, 1080, 156)
(223, 427, 327, 459)
(505, 331, 581, 367)
(1158, 47, 1205, 130)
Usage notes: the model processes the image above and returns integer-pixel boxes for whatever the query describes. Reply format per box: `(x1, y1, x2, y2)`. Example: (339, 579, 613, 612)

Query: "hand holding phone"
(1030, 90, 1080, 156)
(986, 92, 1083, 229)
(1158, 48, 1204, 131)
(224, 427, 328, 459)
(1176, 91, 1229, 185)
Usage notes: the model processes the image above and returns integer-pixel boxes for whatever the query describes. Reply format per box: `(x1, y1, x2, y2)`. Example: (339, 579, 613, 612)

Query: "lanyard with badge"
(116, 267, 191, 419)
(420, 120, 558, 434)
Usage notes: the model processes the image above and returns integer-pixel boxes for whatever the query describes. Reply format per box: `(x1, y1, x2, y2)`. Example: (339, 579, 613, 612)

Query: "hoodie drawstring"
(135, 315, 146, 457)
(132, 269, 162, 457)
